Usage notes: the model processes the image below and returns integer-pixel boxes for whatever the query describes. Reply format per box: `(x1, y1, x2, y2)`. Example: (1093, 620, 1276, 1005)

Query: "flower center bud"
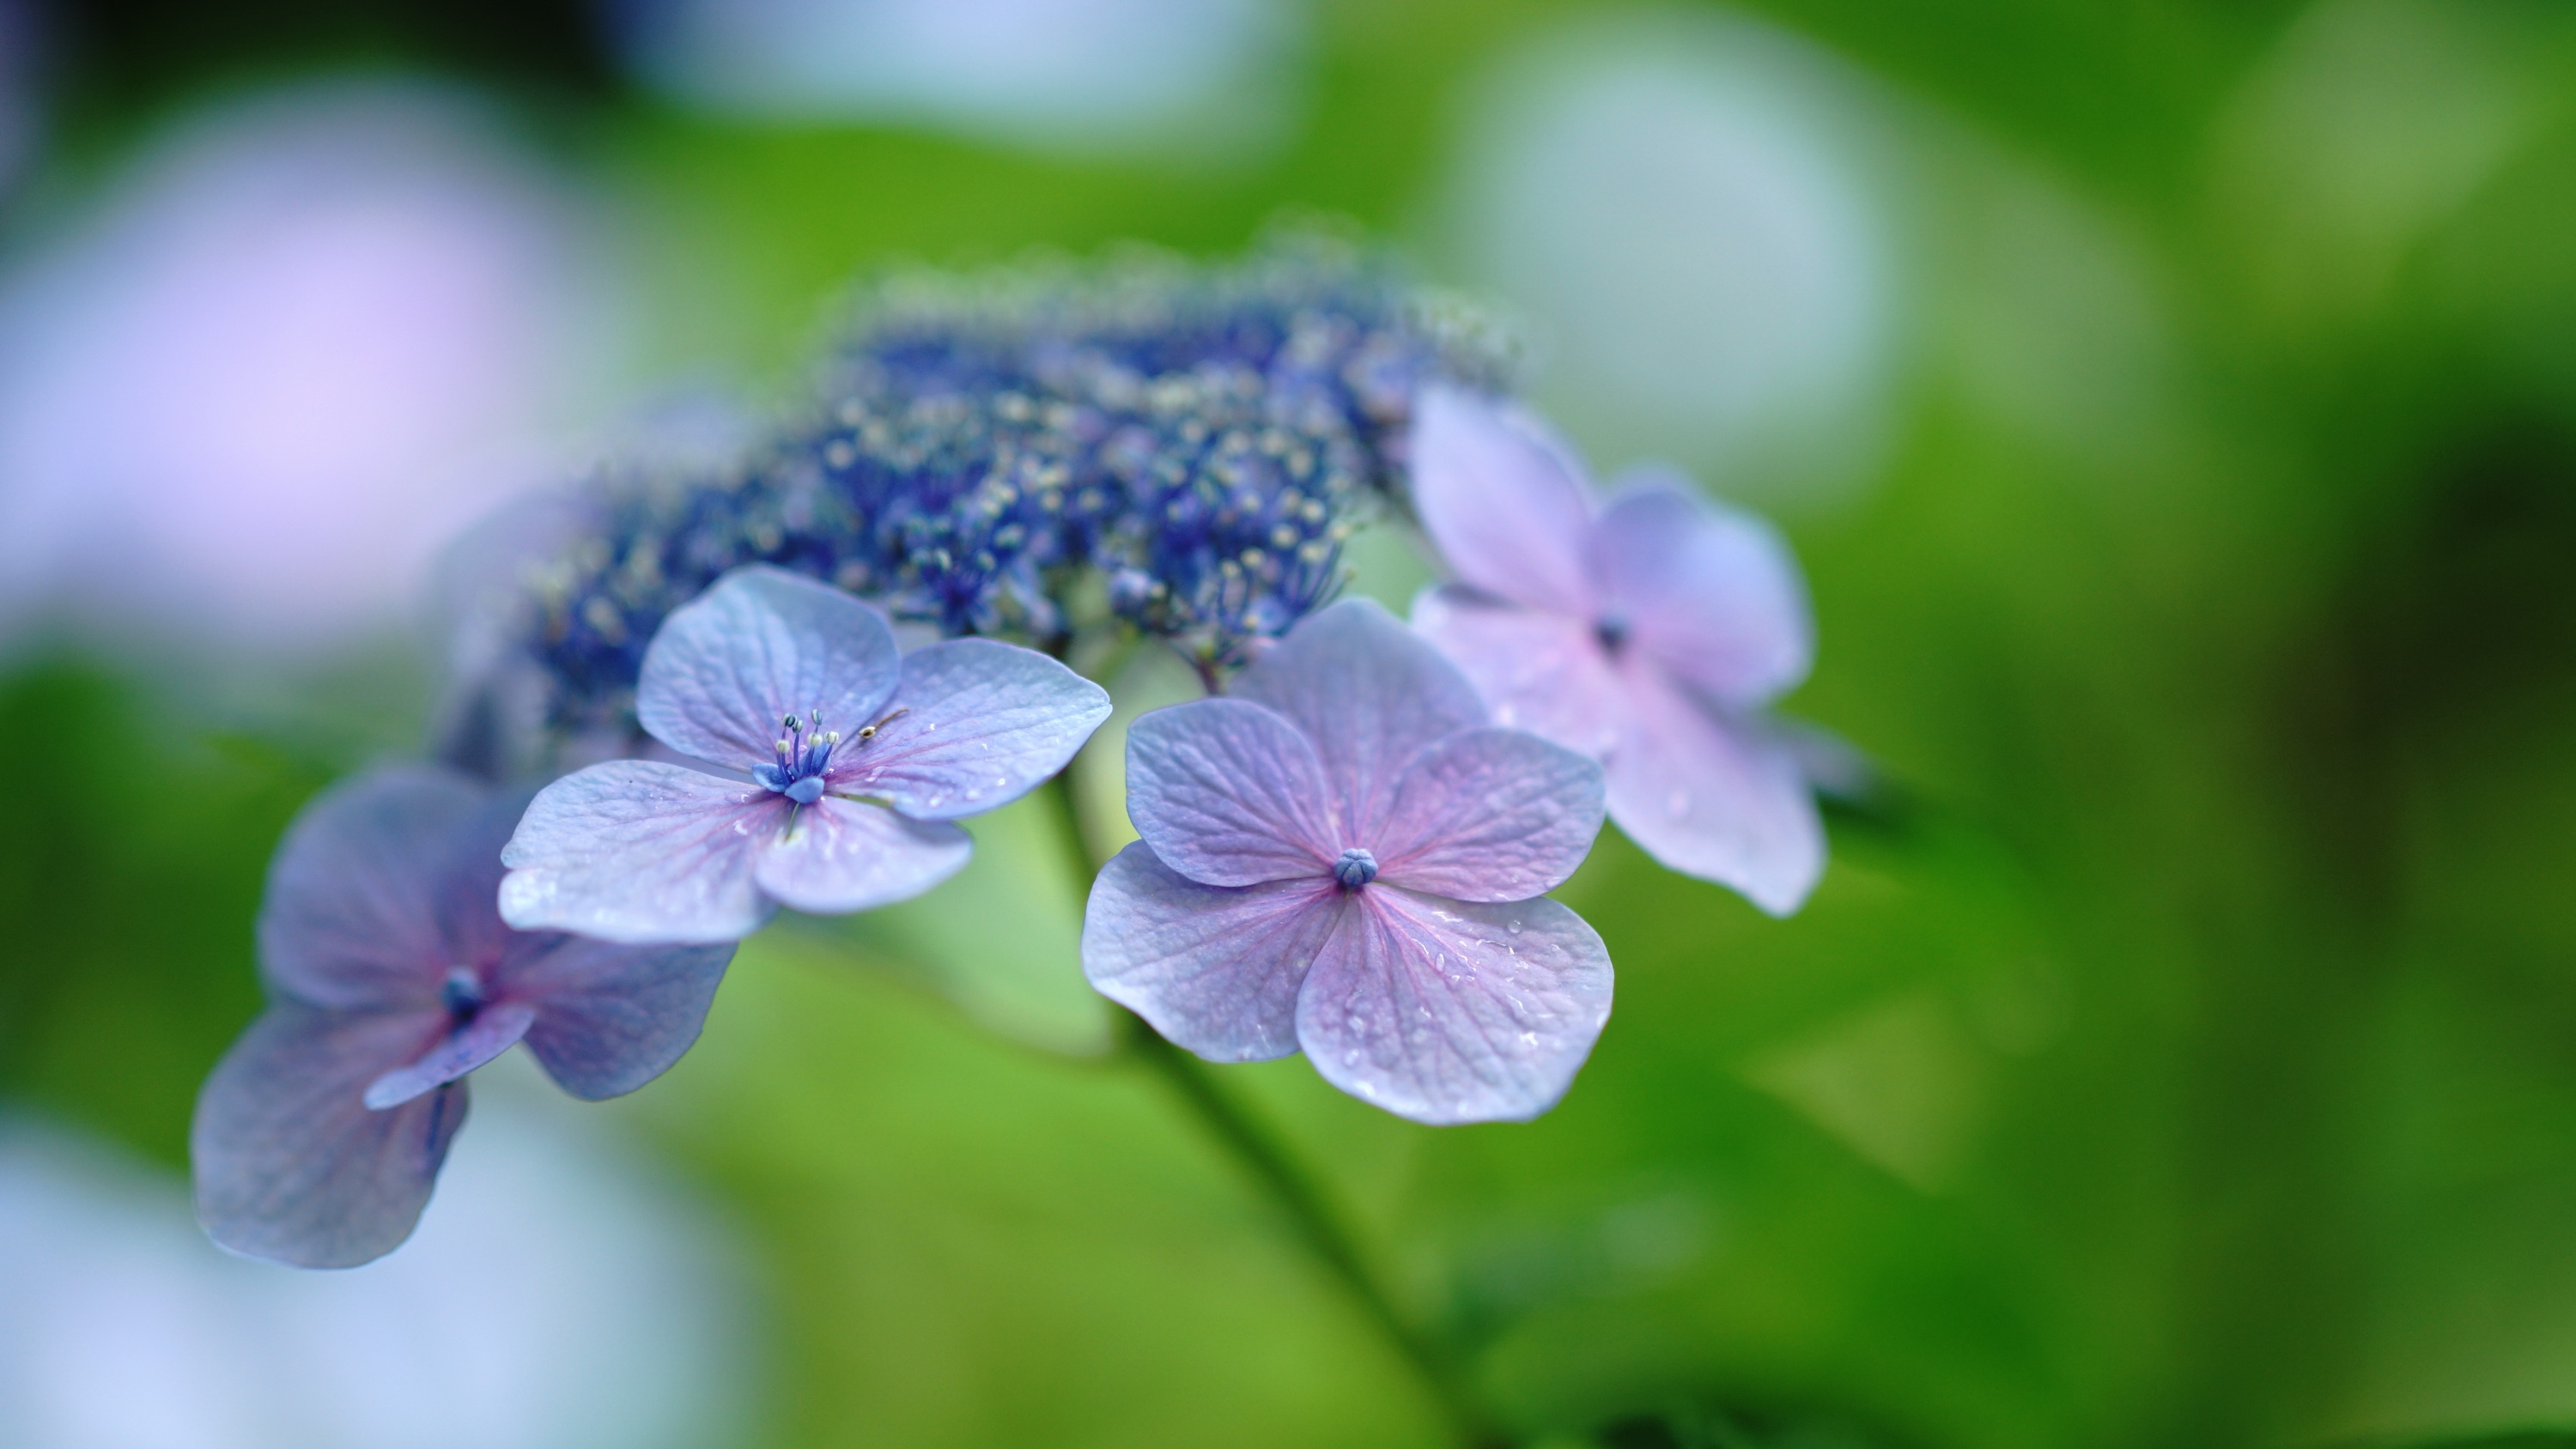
(1334, 847, 1379, 889)
(440, 966, 484, 1022)
(1594, 611, 1631, 654)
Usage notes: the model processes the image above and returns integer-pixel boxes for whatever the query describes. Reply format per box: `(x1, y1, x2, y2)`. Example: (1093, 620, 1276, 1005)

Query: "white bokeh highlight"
(1441, 9, 1900, 505)
(614, 0, 1303, 159)
(0, 1067, 756, 1449)
(0, 81, 637, 651)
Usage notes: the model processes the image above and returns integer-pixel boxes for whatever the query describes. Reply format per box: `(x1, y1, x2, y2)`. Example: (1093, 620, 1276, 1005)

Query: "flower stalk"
(1042, 772, 1511, 1449)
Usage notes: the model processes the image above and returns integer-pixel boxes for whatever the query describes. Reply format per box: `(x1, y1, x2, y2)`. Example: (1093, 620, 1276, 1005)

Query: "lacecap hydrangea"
(445, 236, 1516, 769)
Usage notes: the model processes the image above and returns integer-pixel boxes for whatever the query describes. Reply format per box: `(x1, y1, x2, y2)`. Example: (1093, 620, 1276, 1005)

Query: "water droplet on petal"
(1507, 919, 1522, 935)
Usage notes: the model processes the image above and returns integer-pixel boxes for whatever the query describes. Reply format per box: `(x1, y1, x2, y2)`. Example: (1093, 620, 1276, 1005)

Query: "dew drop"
(1507, 919, 1522, 935)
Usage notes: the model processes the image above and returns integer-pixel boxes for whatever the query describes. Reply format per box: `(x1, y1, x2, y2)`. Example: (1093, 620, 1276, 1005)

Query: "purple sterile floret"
(499, 564, 1112, 944)
(1084, 598, 1613, 1125)
(191, 764, 735, 1270)
(1406, 385, 1826, 916)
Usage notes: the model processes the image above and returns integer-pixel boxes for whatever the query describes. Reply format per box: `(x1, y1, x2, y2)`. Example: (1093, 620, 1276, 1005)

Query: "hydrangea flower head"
(1083, 599, 1613, 1125)
(192, 765, 734, 1269)
(1407, 386, 1825, 914)
(501, 564, 1110, 943)
(465, 239, 1514, 764)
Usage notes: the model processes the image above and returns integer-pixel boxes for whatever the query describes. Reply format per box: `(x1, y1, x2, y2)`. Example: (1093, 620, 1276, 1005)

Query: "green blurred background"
(8, 1, 2576, 1446)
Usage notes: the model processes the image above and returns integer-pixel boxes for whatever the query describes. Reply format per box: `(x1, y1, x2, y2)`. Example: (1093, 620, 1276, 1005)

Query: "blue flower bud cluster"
(513, 236, 1516, 743)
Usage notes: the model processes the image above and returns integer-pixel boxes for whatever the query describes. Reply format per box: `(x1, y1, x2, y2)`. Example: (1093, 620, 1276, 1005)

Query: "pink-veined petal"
(361, 1002, 536, 1110)
(1081, 842, 1344, 1063)
(752, 796, 972, 915)
(191, 1003, 466, 1269)
(1408, 385, 1598, 615)
(500, 761, 781, 944)
(258, 765, 483, 1011)
(636, 565, 902, 771)
(828, 637, 1110, 820)
(1607, 665, 1824, 916)
(1296, 887, 1612, 1126)
(1231, 598, 1487, 841)
(1592, 472, 1813, 706)
(1124, 698, 1337, 886)
(497, 937, 735, 1100)
(1371, 728, 1604, 902)
(1412, 585, 1625, 759)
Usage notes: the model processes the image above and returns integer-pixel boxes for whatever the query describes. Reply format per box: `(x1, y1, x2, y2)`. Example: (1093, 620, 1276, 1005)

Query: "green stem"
(1113, 1011, 1507, 1448)
(1040, 774, 1507, 1449)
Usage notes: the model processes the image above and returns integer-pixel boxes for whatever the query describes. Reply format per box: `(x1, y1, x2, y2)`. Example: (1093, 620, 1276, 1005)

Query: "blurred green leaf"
(786, 791, 1111, 1057)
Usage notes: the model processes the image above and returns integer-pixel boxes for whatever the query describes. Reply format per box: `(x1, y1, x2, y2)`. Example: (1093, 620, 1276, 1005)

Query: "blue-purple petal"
(1411, 585, 1626, 758)
(501, 761, 781, 944)
(1296, 887, 1612, 1126)
(1231, 598, 1489, 846)
(828, 638, 1110, 820)
(751, 796, 973, 915)
(501, 937, 735, 1100)
(1607, 664, 1824, 916)
(636, 565, 902, 772)
(1124, 698, 1338, 887)
(192, 1002, 466, 1269)
(361, 1002, 537, 1110)
(1409, 385, 1600, 615)
(258, 765, 486, 1011)
(1591, 474, 1813, 707)
(1081, 842, 1344, 1063)
(1370, 727, 1604, 902)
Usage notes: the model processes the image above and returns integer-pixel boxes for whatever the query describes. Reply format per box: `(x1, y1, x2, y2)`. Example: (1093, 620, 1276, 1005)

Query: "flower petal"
(1124, 698, 1337, 886)
(258, 765, 485, 1011)
(1081, 842, 1346, 1062)
(829, 638, 1111, 820)
(1408, 385, 1598, 615)
(1231, 598, 1488, 842)
(1411, 585, 1626, 758)
(1296, 887, 1612, 1125)
(636, 564, 902, 771)
(361, 1002, 537, 1110)
(500, 937, 736, 1100)
(191, 1003, 467, 1269)
(500, 761, 781, 944)
(1591, 473, 1813, 706)
(1371, 728, 1604, 902)
(1607, 665, 1825, 916)
(751, 796, 973, 915)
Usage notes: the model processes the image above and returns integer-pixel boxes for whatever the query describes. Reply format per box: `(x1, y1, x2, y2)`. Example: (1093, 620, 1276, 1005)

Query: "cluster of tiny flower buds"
(513, 235, 1516, 743)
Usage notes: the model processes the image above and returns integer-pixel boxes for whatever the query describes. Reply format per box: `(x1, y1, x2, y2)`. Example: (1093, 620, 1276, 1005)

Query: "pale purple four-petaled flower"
(192, 765, 736, 1268)
(1407, 386, 1825, 915)
(1083, 599, 1613, 1125)
(500, 565, 1112, 944)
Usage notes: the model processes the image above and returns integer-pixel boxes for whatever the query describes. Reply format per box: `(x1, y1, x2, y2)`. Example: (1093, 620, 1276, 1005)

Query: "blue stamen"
(1334, 847, 1379, 889)
(785, 777, 826, 805)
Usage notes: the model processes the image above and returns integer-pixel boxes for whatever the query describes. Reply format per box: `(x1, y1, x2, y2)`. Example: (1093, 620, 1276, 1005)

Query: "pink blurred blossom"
(0, 82, 637, 651)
